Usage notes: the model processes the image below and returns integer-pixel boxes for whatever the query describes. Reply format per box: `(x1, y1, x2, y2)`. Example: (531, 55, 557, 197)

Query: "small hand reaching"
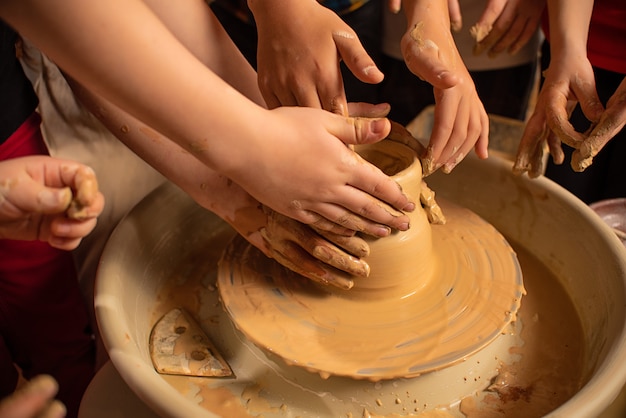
(250, 0, 384, 115)
(571, 76, 626, 171)
(470, 0, 545, 57)
(400, 1, 489, 175)
(514, 53, 603, 177)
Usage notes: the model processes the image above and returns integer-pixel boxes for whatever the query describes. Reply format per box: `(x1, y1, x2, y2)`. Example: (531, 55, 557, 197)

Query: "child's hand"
(0, 375, 66, 418)
(401, 0, 489, 175)
(188, 174, 372, 290)
(0, 156, 105, 250)
(514, 54, 603, 177)
(572, 76, 626, 171)
(259, 207, 371, 290)
(250, 0, 383, 115)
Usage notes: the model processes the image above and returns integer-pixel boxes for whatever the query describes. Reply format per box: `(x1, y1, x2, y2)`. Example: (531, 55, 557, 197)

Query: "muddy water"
(151, 227, 585, 418)
(459, 244, 585, 418)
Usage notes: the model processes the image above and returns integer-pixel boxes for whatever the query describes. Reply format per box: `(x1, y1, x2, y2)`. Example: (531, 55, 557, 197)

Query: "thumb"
(335, 117, 391, 146)
(37, 186, 73, 214)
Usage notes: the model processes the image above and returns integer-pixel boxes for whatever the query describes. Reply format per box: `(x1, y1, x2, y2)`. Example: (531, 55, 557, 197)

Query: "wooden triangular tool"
(149, 307, 233, 377)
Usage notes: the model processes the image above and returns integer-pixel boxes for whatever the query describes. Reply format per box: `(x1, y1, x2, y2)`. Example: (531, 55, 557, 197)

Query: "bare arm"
(0, 0, 414, 234)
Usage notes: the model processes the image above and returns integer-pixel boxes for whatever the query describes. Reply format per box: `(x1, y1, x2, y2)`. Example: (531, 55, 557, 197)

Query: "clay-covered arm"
(0, 156, 104, 250)
(545, 0, 626, 172)
(400, 0, 489, 175)
(0, 0, 414, 236)
(248, 0, 384, 115)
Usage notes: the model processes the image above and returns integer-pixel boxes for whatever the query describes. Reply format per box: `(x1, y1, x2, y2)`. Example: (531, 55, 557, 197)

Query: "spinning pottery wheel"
(94, 140, 626, 418)
(217, 131, 525, 380)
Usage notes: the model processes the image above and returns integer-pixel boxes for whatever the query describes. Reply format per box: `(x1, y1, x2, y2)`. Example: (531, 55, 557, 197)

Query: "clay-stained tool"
(149, 307, 233, 377)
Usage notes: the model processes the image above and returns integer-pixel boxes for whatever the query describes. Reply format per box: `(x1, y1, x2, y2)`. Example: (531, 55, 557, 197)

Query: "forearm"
(0, 0, 265, 177)
(68, 76, 266, 241)
(401, 0, 463, 74)
(143, 0, 264, 106)
(546, 0, 592, 56)
(402, 0, 451, 27)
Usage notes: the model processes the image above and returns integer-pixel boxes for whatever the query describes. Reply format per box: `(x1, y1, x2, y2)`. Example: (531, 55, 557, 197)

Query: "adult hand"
(388, 0, 403, 14)
(249, 0, 384, 115)
(471, 0, 546, 56)
(400, 0, 489, 175)
(260, 207, 370, 290)
(0, 156, 105, 249)
(0, 375, 66, 418)
(514, 53, 603, 177)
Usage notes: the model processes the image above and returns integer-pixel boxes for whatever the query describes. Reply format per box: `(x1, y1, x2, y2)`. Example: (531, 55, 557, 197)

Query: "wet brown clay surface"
(217, 197, 524, 381)
(151, 228, 585, 417)
(215, 139, 523, 381)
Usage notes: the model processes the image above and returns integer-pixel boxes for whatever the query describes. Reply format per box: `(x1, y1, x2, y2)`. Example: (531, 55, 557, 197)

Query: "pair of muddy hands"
(260, 123, 445, 290)
(514, 74, 626, 178)
(514, 111, 624, 177)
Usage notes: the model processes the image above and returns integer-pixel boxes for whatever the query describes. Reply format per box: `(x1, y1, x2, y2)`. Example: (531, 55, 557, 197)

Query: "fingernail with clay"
(442, 163, 455, 174)
(443, 153, 464, 173)
(403, 201, 416, 212)
(370, 118, 389, 135)
(396, 222, 410, 231)
(39, 188, 72, 210)
(373, 225, 392, 237)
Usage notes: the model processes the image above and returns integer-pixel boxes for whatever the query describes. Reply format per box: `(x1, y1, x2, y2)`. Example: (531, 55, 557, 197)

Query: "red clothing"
(0, 113, 95, 418)
(587, 0, 626, 73)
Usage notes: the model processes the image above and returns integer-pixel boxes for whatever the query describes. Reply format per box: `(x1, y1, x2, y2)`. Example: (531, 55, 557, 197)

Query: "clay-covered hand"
(0, 375, 66, 418)
(199, 180, 371, 290)
(571, 76, 626, 171)
(513, 53, 603, 177)
(470, 0, 545, 56)
(260, 207, 371, 290)
(249, 0, 384, 115)
(0, 156, 105, 249)
(229, 108, 414, 238)
(401, 0, 489, 175)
